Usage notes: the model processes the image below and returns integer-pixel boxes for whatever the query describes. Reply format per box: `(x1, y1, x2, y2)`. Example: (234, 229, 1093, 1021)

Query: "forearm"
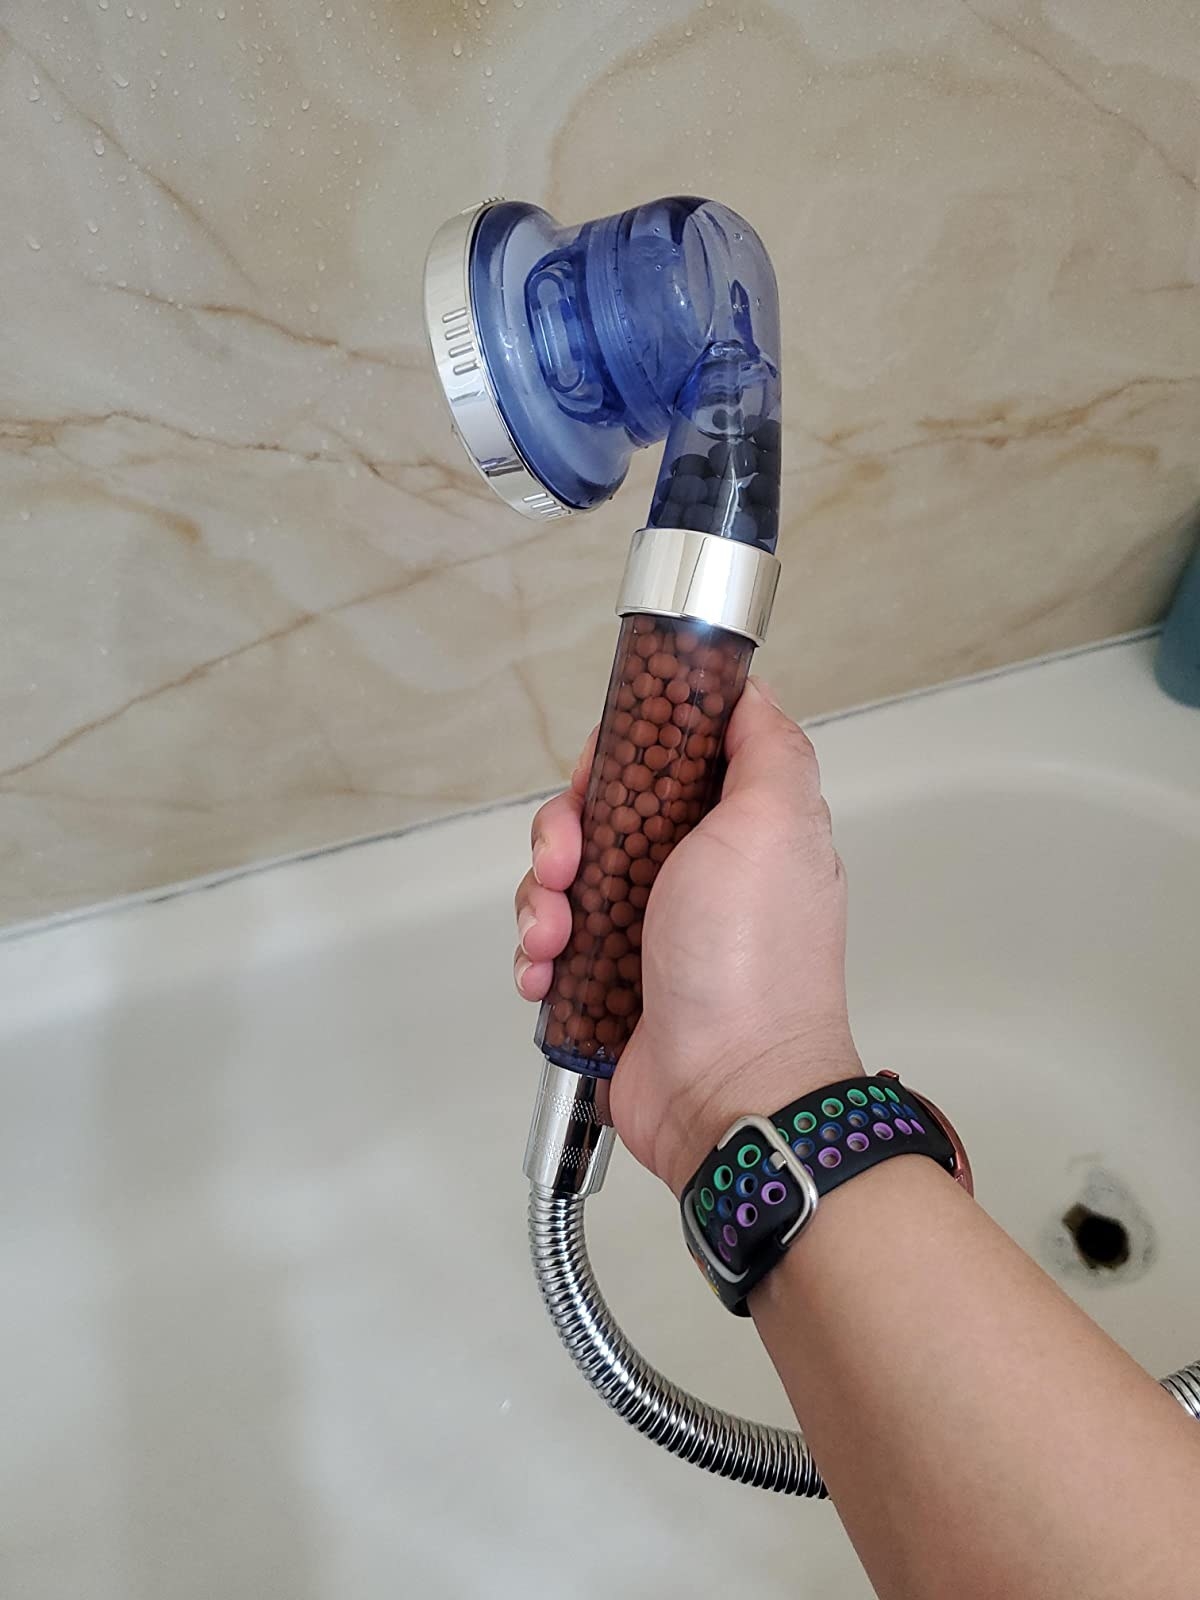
(752, 1156, 1200, 1600)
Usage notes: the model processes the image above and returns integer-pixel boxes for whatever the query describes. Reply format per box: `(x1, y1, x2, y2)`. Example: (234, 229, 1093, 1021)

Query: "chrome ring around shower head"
(423, 201, 574, 522)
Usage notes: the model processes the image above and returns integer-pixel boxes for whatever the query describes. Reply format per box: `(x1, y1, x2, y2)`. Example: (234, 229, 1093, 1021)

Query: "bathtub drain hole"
(1063, 1204, 1130, 1271)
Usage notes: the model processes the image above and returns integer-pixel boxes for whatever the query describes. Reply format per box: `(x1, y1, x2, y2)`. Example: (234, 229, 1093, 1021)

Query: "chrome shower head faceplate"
(423, 202, 574, 522)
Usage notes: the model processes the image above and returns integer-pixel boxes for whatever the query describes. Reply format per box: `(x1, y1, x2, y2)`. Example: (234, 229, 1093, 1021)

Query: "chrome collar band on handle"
(617, 526, 781, 647)
(423, 202, 574, 523)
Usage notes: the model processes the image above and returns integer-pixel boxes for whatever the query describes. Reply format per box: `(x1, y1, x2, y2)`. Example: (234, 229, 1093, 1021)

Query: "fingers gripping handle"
(533, 528, 778, 1083)
(535, 615, 754, 1078)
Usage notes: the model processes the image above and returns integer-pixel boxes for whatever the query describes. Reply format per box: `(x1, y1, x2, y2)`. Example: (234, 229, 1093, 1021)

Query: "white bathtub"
(2, 637, 1198, 1600)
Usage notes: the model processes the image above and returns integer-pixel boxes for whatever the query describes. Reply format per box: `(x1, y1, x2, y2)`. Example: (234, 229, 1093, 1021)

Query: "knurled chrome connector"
(523, 1059, 616, 1198)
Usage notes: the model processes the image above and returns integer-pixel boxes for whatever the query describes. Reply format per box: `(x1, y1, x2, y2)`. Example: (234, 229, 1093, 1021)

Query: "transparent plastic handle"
(536, 614, 753, 1077)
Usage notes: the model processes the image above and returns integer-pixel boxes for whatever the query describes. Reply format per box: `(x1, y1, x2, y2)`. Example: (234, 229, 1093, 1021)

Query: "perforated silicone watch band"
(682, 1073, 969, 1314)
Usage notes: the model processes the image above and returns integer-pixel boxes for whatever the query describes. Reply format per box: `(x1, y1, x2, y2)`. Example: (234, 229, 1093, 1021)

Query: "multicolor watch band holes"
(685, 1074, 962, 1312)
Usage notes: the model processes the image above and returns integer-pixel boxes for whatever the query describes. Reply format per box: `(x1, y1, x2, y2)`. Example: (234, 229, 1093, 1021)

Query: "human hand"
(514, 678, 861, 1194)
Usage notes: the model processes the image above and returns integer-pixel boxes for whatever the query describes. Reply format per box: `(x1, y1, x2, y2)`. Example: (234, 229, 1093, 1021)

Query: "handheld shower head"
(424, 196, 781, 547)
(430, 195, 781, 1087)
(424, 195, 812, 1493)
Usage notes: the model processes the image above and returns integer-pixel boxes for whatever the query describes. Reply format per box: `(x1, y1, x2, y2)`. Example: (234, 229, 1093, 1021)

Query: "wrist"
(681, 1073, 971, 1316)
(659, 1034, 864, 1196)
(751, 1153, 963, 1316)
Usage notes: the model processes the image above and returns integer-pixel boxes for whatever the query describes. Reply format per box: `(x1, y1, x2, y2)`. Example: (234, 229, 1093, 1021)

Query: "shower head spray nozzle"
(424, 196, 782, 550)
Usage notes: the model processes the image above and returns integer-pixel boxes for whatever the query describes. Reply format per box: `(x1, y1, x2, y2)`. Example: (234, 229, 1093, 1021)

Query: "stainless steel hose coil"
(1161, 1362, 1200, 1419)
(529, 1185, 825, 1496)
(530, 1187, 1200, 1497)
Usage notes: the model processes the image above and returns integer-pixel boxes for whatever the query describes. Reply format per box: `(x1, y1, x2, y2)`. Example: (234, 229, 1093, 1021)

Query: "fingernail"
(531, 835, 548, 885)
(517, 905, 537, 954)
(514, 952, 532, 995)
(755, 678, 784, 712)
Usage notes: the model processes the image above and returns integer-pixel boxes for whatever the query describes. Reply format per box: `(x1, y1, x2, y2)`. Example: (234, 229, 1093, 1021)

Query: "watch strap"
(682, 1073, 966, 1315)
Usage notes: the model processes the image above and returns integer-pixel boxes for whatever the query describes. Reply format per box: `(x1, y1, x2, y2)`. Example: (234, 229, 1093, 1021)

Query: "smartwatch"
(681, 1071, 973, 1315)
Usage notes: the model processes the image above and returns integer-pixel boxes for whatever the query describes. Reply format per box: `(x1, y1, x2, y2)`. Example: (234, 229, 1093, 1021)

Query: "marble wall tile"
(1, 0, 1198, 925)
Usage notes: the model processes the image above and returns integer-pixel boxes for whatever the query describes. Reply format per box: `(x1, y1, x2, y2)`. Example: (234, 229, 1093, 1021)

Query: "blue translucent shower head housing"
(470, 196, 782, 551)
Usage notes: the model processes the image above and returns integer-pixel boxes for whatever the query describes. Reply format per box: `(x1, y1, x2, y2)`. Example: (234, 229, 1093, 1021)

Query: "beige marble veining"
(1, 0, 1198, 925)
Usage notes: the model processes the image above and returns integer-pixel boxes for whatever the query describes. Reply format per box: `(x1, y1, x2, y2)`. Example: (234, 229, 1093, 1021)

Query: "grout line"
(0, 627, 1162, 947)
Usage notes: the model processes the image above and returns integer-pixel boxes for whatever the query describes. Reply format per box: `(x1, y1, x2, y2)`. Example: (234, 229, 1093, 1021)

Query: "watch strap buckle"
(682, 1115, 819, 1315)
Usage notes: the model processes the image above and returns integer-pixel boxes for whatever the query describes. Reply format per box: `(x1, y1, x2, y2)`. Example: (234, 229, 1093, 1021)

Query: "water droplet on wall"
(26, 235, 41, 251)
(93, 133, 105, 153)
(451, 40, 462, 54)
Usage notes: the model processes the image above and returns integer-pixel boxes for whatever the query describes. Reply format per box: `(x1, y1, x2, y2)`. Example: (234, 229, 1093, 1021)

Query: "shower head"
(424, 202, 574, 522)
(423, 196, 782, 551)
(423, 193, 805, 1494)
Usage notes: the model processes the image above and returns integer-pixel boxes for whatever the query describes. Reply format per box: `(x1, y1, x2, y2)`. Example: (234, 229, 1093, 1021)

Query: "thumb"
(721, 677, 825, 814)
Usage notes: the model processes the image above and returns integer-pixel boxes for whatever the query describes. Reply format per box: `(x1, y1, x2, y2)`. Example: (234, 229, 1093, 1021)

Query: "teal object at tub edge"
(1156, 544, 1200, 707)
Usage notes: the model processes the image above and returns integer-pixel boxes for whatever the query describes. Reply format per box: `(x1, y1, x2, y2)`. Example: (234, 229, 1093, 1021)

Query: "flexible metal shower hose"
(529, 1187, 1200, 1497)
